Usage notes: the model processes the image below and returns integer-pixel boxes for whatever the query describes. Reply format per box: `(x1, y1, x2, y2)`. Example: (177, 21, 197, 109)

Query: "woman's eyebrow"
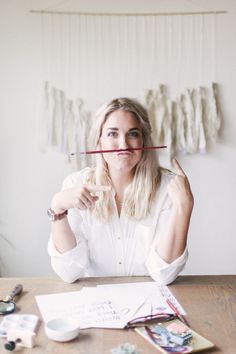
(106, 127, 141, 131)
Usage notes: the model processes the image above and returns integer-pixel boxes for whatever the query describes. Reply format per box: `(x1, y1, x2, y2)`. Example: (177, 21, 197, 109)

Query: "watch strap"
(47, 208, 68, 221)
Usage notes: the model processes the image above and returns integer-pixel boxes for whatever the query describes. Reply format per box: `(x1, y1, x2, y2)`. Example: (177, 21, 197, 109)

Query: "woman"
(48, 97, 194, 284)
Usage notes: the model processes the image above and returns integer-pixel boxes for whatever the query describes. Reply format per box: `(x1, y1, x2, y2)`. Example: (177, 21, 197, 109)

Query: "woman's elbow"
(149, 271, 179, 285)
(50, 259, 84, 283)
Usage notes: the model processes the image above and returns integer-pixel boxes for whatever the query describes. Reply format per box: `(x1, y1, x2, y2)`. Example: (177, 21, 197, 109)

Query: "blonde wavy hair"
(86, 97, 162, 221)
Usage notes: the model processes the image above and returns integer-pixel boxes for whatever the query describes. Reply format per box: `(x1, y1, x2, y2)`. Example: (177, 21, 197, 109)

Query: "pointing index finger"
(173, 158, 186, 177)
(86, 185, 112, 192)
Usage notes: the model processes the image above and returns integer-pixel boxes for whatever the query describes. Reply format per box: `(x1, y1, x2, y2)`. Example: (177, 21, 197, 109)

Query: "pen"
(166, 299, 190, 327)
(70, 145, 167, 156)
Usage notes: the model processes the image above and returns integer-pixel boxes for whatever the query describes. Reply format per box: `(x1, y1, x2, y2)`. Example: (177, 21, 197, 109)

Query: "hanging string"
(163, 16, 168, 83)
(150, 16, 156, 89)
(199, 15, 203, 85)
(212, 14, 217, 82)
(68, 14, 72, 97)
(137, 16, 144, 92)
(174, 15, 182, 92)
(73, 14, 79, 95)
(83, 15, 88, 96)
(189, 15, 193, 87)
(78, 15, 84, 94)
(98, 15, 104, 95)
(184, 15, 193, 89)
(38, 14, 48, 151)
(143, 16, 149, 88)
(179, 15, 184, 87)
(40, 13, 46, 79)
(158, 16, 164, 84)
(121, 16, 125, 94)
(107, 14, 113, 90)
(125, 16, 131, 91)
(39, 12, 222, 98)
(167, 16, 173, 87)
(50, 13, 55, 86)
(133, 16, 138, 91)
(59, 14, 63, 90)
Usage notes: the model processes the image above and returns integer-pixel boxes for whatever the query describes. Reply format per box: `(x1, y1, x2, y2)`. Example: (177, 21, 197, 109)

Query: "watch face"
(47, 208, 55, 221)
(47, 208, 68, 221)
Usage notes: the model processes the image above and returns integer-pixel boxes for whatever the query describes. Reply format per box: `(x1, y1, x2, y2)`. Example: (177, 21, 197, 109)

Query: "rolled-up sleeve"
(145, 185, 189, 285)
(145, 246, 188, 285)
(47, 171, 90, 283)
(48, 236, 89, 283)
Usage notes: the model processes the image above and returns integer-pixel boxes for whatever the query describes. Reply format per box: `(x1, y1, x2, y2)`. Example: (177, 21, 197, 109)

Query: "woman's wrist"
(51, 193, 67, 214)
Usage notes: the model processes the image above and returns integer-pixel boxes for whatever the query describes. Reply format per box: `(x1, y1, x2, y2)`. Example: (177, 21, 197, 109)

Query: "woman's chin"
(112, 163, 136, 174)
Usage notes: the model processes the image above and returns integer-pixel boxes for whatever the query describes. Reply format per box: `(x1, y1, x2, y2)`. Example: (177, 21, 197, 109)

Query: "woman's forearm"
(49, 184, 111, 254)
(51, 217, 77, 253)
(156, 158, 194, 263)
(156, 202, 193, 263)
(50, 193, 77, 253)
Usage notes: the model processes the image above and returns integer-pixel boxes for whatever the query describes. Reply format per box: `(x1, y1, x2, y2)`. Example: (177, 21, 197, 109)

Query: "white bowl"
(45, 318, 80, 342)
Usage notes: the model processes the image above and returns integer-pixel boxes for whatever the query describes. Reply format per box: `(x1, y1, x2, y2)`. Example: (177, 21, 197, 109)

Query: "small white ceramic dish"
(45, 318, 80, 342)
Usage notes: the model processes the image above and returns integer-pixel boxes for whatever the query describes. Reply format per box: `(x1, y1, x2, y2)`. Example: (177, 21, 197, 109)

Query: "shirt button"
(117, 236, 121, 240)
(118, 261, 122, 265)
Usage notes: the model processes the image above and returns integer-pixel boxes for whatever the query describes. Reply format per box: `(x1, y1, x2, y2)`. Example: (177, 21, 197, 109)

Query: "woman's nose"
(118, 135, 129, 149)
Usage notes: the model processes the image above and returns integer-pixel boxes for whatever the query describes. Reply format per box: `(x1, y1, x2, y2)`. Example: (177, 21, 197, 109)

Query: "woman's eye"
(128, 131, 139, 138)
(107, 131, 118, 137)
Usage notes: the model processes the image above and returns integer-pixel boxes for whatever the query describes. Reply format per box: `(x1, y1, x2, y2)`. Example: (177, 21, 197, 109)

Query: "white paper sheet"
(97, 282, 185, 321)
(96, 283, 154, 322)
(35, 282, 186, 329)
(36, 288, 126, 329)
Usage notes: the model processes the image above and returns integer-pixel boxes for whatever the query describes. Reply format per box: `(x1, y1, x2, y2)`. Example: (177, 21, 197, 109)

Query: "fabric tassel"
(207, 85, 219, 143)
(164, 99, 174, 163)
(57, 89, 65, 153)
(201, 86, 217, 144)
(74, 98, 84, 169)
(212, 82, 222, 138)
(41, 82, 222, 161)
(181, 89, 196, 154)
(155, 85, 168, 144)
(192, 88, 206, 154)
(74, 98, 91, 169)
(173, 98, 186, 155)
(145, 89, 158, 141)
(64, 98, 75, 156)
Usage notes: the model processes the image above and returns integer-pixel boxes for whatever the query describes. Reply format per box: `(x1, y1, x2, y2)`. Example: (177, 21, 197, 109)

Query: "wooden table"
(0, 276, 235, 353)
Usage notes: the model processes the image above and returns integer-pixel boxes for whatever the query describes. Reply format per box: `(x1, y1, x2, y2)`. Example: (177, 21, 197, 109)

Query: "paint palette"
(0, 314, 39, 337)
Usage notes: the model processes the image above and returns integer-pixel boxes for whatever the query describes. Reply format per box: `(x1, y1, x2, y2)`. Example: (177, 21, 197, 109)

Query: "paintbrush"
(70, 145, 167, 156)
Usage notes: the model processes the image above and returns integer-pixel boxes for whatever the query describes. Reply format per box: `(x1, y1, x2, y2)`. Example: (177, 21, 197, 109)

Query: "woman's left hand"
(167, 158, 194, 211)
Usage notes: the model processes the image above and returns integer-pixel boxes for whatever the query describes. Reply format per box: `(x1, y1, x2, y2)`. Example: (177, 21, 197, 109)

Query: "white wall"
(0, 0, 236, 277)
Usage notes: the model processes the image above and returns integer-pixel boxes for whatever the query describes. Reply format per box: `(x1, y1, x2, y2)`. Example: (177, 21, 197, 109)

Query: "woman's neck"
(109, 168, 134, 202)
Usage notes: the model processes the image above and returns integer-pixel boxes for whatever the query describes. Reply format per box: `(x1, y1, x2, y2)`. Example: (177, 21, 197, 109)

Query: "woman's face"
(99, 109, 143, 174)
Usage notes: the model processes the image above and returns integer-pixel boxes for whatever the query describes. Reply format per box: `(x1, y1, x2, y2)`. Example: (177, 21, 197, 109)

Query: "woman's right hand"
(51, 185, 111, 213)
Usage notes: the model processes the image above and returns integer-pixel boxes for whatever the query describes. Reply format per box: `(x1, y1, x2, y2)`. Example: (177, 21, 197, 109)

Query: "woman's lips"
(117, 151, 133, 156)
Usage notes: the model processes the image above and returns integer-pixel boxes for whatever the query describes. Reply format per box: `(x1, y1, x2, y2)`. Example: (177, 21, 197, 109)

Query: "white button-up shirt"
(48, 168, 188, 284)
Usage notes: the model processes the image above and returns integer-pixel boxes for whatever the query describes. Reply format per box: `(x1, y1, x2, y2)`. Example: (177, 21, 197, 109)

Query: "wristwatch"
(47, 208, 68, 222)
